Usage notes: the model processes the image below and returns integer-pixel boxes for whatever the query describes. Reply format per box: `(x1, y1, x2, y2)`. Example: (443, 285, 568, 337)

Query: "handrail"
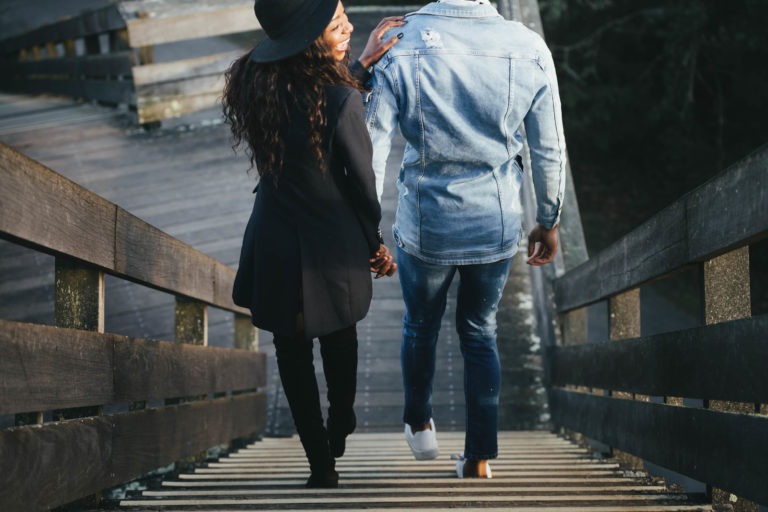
(549, 144, 768, 507)
(554, 144, 768, 314)
(0, 142, 264, 511)
(0, 141, 244, 313)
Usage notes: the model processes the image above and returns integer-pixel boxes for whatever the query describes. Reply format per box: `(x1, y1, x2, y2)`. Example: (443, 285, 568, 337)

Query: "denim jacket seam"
(542, 61, 567, 219)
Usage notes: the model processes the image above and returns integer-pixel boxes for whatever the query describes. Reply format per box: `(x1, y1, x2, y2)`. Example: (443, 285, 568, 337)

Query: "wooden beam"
(2, 53, 134, 78)
(0, 393, 266, 511)
(2, 76, 136, 105)
(549, 388, 768, 506)
(0, 319, 266, 414)
(0, 143, 246, 313)
(0, 143, 117, 269)
(125, 4, 258, 48)
(0, 320, 114, 414)
(131, 50, 241, 86)
(0, 5, 126, 54)
(549, 315, 768, 403)
(555, 146, 768, 313)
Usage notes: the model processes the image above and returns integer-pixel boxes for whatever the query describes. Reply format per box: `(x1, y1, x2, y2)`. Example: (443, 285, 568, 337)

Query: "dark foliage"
(540, 0, 768, 252)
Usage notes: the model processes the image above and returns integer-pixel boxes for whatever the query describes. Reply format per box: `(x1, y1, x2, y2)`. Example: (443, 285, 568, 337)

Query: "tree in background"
(540, 0, 768, 252)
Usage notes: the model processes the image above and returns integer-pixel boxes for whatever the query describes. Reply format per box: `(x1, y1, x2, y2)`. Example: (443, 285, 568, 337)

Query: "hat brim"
(250, 0, 339, 64)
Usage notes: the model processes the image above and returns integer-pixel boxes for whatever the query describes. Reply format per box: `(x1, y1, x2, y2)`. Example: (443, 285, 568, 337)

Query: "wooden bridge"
(1, 1, 766, 511)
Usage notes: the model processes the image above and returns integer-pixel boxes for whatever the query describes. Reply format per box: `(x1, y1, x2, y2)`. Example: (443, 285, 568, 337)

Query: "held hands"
(526, 223, 559, 266)
(358, 16, 406, 69)
(370, 244, 397, 278)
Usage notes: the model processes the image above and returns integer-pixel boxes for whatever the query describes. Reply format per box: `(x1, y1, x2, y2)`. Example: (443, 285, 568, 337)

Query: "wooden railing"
(549, 145, 768, 508)
(0, 142, 266, 510)
(0, 0, 256, 125)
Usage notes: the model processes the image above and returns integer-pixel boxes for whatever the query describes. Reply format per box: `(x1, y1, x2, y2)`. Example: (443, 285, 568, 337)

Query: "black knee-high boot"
(319, 325, 358, 458)
(273, 333, 338, 488)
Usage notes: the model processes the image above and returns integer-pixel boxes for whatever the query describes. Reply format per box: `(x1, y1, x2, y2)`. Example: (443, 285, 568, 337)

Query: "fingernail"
(397, 33, 404, 39)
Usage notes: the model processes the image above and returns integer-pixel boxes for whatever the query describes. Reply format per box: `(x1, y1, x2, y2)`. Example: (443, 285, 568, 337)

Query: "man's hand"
(526, 224, 559, 266)
(358, 16, 406, 69)
(370, 244, 397, 278)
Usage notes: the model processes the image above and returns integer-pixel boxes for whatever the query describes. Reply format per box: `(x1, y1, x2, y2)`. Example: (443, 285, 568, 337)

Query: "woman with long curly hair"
(224, 0, 402, 488)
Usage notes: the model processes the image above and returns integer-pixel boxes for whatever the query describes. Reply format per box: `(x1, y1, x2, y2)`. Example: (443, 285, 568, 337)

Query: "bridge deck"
(0, 8, 711, 511)
(117, 432, 711, 511)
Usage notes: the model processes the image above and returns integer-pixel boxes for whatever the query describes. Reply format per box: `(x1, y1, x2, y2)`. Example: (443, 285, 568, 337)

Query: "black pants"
(273, 324, 358, 473)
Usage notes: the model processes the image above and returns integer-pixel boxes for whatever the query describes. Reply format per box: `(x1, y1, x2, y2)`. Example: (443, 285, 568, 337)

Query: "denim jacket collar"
(414, 1, 502, 19)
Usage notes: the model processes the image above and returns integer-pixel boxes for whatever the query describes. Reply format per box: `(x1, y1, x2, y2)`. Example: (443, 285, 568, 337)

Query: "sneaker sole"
(411, 447, 440, 460)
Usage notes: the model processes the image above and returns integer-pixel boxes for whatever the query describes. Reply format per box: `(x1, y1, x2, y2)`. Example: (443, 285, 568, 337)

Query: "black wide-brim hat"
(250, 0, 339, 63)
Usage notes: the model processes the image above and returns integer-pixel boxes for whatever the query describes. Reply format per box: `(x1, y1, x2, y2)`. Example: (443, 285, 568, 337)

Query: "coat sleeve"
(334, 90, 383, 256)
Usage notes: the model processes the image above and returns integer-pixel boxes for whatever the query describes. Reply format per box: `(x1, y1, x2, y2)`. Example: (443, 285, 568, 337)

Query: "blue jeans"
(397, 247, 514, 460)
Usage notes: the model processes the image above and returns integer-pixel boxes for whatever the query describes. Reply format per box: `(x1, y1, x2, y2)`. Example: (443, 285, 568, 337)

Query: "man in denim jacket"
(364, 0, 566, 478)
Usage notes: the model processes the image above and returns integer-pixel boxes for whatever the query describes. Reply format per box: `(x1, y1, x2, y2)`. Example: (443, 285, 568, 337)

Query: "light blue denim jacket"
(365, 1, 566, 265)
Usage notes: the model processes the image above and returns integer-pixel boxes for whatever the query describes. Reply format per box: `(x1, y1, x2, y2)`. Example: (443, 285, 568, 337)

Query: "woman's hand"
(370, 244, 397, 278)
(358, 16, 406, 69)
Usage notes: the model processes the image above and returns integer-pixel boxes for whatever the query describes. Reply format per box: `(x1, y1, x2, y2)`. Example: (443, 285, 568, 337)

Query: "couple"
(225, 0, 566, 488)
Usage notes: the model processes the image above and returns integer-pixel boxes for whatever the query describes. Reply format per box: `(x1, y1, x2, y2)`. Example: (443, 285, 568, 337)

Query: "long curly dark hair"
(222, 38, 361, 183)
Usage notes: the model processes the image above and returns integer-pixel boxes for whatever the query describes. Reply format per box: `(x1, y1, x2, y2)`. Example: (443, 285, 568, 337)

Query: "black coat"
(233, 85, 381, 339)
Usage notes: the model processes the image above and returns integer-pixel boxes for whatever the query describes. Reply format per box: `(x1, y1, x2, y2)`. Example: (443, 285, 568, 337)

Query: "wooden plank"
(0, 319, 114, 414)
(0, 143, 245, 313)
(0, 5, 126, 54)
(0, 319, 266, 413)
(114, 207, 232, 310)
(0, 142, 117, 269)
(136, 74, 223, 106)
(125, 4, 257, 47)
(111, 393, 266, 484)
(555, 146, 768, 313)
(113, 337, 265, 402)
(131, 50, 240, 86)
(137, 90, 222, 124)
(549, 388, 768, 505)
(554, 202, 689, 313)
(549, 316, 768, 403)
(2, 77, 136, 105)
(0, 393, 265, 511)
(687, 146, 768, 261)
(0, 416, 114, 511)
(1, 52, 134, 77)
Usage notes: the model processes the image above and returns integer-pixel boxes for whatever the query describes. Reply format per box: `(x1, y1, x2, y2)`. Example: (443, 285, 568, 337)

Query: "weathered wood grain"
(0, 5, 126, 53)
(0, 416, 114, 511)
(687, 147, 768, 261)
(137, 91, 222, 124)
(0, 319, 266, 414)
(549, 316, 768, 403)
(131, 50, 240, 86)
(555, 146, 768, 313)
(549, 388, 768, 506)
(0, 393, 265, 511)
(4, 52, 134, 78)
(124, 4, 257, 47)
(3, 77, 136, 105)
(0, 320, 114, 414)
(0, 143, 246, 313)
(0, 142, 117, 269)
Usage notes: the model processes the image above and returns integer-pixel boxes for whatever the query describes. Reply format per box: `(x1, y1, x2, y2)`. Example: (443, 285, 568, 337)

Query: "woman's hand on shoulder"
(357, 16, 406, 69)
(370, 244, 397, 278)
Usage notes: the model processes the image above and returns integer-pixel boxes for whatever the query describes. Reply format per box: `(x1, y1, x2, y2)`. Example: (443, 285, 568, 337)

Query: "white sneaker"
(404, 418, 439, 460)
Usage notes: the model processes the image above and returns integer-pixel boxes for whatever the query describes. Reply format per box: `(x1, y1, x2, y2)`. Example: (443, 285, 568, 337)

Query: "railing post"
(234, 314, 258, 352)
(608, 288, 644, 470)
(55, 258, 105, 333)
(51, 257, 105, 507)
(175, 296, 207, 346)
(702, 247, 756, 512)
